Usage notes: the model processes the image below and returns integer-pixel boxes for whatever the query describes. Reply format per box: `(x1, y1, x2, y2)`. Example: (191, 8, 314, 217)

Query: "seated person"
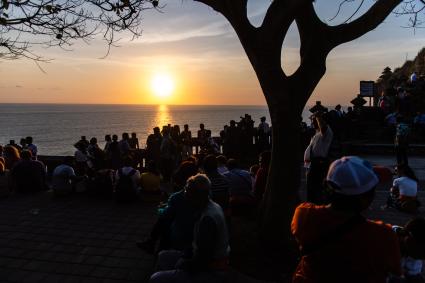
(390, 218, 425, 283)
(292, 156, 401, 283)
(138, 172, 205, 254)
(150, 174, 230, 283)
(10, 150, 46, 193)
(51, 156, 85, 195)
(387, 164, 420, 213)
(172, 161, 199, 193)
(216, 155, 228, 175)
(202, 155, 230, 214)
(224, 159, 255, 211)
(141, 161, 161, 194)
(114, 156, 141, 202)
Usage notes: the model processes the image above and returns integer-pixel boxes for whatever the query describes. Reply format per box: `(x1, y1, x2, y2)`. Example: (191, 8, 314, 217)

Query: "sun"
(151, 73, 175, 98)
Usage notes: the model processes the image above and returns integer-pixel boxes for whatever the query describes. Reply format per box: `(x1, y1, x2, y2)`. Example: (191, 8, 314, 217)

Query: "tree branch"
(260, 0, 300, 50)
(328, 0, 402, 47)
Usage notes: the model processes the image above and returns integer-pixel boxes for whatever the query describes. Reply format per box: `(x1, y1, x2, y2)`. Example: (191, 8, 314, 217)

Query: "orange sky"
(1, 1, 425, 107)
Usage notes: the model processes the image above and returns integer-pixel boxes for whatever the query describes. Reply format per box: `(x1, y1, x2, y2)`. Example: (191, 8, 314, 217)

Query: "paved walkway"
(0, 155, 424, 282)
(0, 193, 156, 282)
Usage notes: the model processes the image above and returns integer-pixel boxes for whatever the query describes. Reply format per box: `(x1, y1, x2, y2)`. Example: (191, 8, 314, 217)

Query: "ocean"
(0, 104, 317, 156)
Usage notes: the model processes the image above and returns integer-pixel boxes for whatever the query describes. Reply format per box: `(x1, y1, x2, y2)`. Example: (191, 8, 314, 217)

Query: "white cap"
(326, 156, 379, 196)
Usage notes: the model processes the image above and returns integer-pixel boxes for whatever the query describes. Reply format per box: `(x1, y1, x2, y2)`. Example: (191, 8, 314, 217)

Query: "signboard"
(360, 81, 375, 97)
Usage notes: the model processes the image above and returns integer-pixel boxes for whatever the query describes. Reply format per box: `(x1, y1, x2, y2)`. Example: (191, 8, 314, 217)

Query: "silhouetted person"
(25, 136, 37, 159)
(119, 132, 130, 155)
(146, 127, 162, 167)
(180, 124, 192, 159)
(257, 116, 270, 152)
(104, 134, 112, 151)
(107, 134, 121, 170)
(129, 132, 140, 150)
(197, 123, 208, 146)
(10, 150, 46, 192)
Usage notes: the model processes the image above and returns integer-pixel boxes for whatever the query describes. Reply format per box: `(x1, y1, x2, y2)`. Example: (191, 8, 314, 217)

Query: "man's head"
(173, 161, 199, 188)
(184, 174, 211, 209)
(90, 137, 97, 145)
(260, 116, 266, 122)
(131, 132, 137, 138)
(105, 135, 111, 142)
(184, 124, 189, 131)
(326, 156, 379, 212)
(335, 104, 341, 111)
(81, 136, 87, 141)
(122, 133, 129, 140)
(19, 138, 26, 146)
(200, 123, 205, 130)
(21, 150, 33, 161)
(402, 217, 425, 259)
(203, 154, 218, 173)
(230, 120, 236, 127)
(154, 127, 160, 135)
(112, 134, 118, 142)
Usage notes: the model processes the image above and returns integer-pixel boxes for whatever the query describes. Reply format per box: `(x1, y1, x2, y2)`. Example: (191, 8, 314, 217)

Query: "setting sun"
(151, 73, 175, 99)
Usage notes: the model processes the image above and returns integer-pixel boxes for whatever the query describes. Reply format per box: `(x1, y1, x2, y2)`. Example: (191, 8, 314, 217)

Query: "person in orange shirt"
(292, 156, 402, 283)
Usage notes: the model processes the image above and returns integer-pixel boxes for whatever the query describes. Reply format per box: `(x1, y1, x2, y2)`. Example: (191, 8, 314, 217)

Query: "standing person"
(197, 123, 208, 147)
(160, 127, 177, 184)
(19, 138, 27, 151)
(304, 114, 333, 203)
(257, 116, 271, 152)
(107, 134, 122, 170)
(180, 124, 192, 160)
(292, 156, 401, 283)
(395, 116, 410, 166)
(78, 136, 89, 150)
(146, 127, 162, 167)
(129, 132, 140, 150)
(119, 132, 131, 156)
(150, 174, 230, 283)
(26, 136, 37, 159)
(104, 135, 112, 152)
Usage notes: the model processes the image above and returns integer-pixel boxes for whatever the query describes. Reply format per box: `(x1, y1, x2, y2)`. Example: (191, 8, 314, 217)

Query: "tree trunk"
(258, 93, 304, 253)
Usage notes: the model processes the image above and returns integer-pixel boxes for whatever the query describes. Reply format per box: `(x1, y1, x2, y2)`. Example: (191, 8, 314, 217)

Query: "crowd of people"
(1, 111, 425, 282)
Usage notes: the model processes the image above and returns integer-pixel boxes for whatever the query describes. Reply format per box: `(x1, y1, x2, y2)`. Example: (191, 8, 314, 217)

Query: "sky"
(1, 0, 425, 106)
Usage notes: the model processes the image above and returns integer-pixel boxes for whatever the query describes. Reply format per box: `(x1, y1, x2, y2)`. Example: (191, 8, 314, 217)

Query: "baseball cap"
(326, 156, 379, 196)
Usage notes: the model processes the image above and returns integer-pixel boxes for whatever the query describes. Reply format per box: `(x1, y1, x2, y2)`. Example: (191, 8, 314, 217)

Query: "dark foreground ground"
(0, 155, 424, 282)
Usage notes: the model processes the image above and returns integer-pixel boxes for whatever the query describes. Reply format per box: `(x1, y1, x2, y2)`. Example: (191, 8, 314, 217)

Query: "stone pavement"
(0, 193, 156, 282)
(0, 154, 424, 283)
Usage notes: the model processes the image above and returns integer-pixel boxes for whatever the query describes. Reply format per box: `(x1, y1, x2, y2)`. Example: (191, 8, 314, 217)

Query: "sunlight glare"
(151, 73, 175, 99)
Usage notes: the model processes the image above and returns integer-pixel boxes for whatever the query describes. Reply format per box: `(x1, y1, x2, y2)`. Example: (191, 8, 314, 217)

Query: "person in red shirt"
(253, 151, 271, 201)
(292, 156, 402, 283)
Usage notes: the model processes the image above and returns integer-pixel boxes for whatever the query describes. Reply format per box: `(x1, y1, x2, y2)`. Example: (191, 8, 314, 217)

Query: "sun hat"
(326, 156, 379, 196)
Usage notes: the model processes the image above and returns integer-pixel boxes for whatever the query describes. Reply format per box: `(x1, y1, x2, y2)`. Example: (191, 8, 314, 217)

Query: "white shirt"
(115, 166, 141, 190)
(304, 126, 333, 161)
(393, 176, 417, 197)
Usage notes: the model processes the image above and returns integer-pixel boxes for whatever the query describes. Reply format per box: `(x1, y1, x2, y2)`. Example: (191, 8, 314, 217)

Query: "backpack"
(115, 168, 137, 202)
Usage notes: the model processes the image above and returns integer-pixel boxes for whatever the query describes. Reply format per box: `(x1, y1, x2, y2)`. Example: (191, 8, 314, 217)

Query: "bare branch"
(328, 0, 402, 47)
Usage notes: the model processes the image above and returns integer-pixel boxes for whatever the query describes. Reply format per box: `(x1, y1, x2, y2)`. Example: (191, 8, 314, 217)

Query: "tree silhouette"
(0, 0, 159, 60)
(192, 0, 424, 251)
